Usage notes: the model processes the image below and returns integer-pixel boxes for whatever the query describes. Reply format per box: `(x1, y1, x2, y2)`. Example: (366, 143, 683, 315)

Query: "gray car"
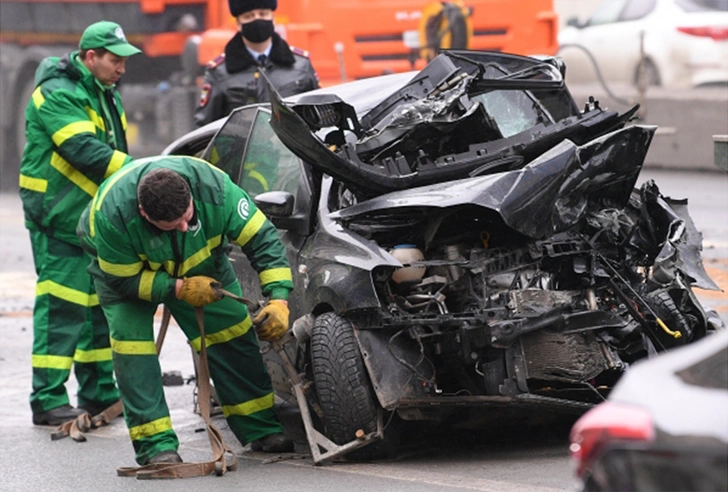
(570, 329, 728, 491)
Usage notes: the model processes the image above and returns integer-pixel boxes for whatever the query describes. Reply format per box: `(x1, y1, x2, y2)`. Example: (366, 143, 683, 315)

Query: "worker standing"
(19, 21, 140, 426)
(77, 155, 294, 465)
(194, 0, 319, 127)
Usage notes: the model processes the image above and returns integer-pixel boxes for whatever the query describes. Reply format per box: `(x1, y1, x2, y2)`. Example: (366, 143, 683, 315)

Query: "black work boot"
(250, 433, 294, 453)
(148, 450, 183, 464)
(32, 404, 86, 426)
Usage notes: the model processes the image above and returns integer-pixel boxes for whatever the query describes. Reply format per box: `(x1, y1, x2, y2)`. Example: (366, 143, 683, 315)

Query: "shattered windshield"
(472, 90, 546, 138)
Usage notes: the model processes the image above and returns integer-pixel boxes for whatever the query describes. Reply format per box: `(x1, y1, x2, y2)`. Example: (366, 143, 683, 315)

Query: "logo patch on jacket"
(237, 198, 250, 220)
(198, 84, 211, 107)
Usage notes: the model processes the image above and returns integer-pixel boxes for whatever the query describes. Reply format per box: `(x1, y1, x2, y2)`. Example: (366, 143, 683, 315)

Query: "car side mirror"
(566, 17, 583, 28)
(254, 191, 294, 218)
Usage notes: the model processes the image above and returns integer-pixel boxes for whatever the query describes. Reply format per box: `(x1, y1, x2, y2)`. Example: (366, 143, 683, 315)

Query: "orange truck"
(0, 0, 557, 188)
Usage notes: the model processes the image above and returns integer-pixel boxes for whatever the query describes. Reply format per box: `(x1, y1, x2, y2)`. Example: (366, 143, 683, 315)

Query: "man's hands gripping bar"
(208, 286, 290, 342)
(252, 300, 289, 341)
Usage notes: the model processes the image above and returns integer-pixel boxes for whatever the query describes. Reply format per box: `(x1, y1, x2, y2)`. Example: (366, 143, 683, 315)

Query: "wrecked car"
(164, 50, 722, 461)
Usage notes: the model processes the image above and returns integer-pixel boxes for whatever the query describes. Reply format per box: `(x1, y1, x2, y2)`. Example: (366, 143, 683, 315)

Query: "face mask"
(241, 19, 274, 43)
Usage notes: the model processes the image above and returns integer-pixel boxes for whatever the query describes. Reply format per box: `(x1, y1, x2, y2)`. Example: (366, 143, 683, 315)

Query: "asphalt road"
(0, 168, 725, 492)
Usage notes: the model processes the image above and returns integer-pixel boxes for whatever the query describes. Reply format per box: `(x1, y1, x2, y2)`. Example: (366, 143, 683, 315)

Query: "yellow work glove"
(253, 300, 290, 341)
(177, 276, 223, 307)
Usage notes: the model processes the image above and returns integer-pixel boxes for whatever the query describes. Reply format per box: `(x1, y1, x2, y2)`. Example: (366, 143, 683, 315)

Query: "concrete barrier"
(568, 84, 728, 172)
(715, 135, 728, 171)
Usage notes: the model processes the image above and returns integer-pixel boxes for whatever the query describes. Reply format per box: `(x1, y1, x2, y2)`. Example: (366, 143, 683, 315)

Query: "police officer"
(19, 21, 140, 426)
(193, 0, 319, 127)
(77, 155, 294, 464)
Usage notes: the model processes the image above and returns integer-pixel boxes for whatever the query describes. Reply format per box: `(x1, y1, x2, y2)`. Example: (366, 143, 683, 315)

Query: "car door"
(234, 108, 316, 401)
(224, 107, 314, 322)
(200, 106, 259, 184)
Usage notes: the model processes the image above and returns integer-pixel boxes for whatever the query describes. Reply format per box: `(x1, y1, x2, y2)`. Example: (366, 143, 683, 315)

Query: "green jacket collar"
(70, 52, 116, 91)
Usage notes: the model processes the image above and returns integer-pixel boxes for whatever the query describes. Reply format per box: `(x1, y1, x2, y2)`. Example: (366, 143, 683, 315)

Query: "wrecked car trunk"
(250, 51, 722, 459)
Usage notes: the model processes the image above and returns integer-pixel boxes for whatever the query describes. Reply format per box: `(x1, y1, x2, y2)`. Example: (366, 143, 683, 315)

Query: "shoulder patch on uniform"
(290, 46, 310, 58)
(207, 53, 225, 69)
(198, 83, 211, 108)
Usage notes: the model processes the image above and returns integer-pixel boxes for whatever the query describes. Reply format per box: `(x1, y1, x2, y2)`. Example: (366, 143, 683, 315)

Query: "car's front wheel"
(310, 312, 398, 460)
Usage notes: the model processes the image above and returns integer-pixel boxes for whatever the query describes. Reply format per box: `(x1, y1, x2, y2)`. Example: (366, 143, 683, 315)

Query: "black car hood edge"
(330, 125, 656, 240)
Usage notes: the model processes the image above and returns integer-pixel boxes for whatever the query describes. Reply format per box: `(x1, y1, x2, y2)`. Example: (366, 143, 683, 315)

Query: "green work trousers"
(101, 280, 282, 465)
(29, 230, 119, 414)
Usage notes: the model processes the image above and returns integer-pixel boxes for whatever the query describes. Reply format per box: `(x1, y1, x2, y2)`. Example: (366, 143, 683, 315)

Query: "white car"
(558, 0, 728, 89)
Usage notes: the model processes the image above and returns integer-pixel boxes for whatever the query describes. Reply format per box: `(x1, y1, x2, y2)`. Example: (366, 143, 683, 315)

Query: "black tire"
(645, 290, 691, 349)
(310, 312, 398, 460)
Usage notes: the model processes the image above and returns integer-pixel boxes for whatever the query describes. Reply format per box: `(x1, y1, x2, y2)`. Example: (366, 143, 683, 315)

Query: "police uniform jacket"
(194, 32, 319, 127)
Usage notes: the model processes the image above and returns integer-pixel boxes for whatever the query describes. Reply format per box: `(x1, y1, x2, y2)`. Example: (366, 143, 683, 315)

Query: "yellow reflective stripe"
(162, 260, 176, 274)
(19, 174, 48, 192)
(129, 417, 173, 441)
(190, 316, 252, 352)
(50, 152, 98, 197)
(32, 354, 73, 370)
(32, 87, 45, 109)
(110, 337, 157, 355)
(247, 169, 269, 192)
(121, 110, 127, 131)
(74, 347, 112, 363)
(235, 209, 266, 247)
(222, 392, 275, 418)
(178, 235, 223, 276)
(104, 150, 127, 178)
(139, 255, 164, 271)
(95, 160, 145, 210)
(36, 280, 99, 307)
(138, 259, 172, 275)
(51, 120, 96, 147)
(85, 106, 106, 131)
(138, 270, 156, 301)
(210, 146, 220, 165)
(90, 162, 144, 237)
(98, 257, 144, 277)
(88, 193, 101, 237)
(259, 267, 292, 285)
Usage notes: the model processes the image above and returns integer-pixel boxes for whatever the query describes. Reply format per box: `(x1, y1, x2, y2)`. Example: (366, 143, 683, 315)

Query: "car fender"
(353, 325, 435, 410)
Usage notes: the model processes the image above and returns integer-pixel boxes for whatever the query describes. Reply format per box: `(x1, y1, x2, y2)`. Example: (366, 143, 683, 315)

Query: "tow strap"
(54, 306, 238, 479)
(51, 399, 124, 442)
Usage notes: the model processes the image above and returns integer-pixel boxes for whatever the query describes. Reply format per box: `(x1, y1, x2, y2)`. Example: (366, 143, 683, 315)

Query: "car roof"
(286, 71, 416, 117)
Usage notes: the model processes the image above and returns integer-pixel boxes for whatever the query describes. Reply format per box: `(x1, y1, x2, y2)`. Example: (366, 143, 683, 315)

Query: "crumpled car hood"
(265, 51, 638, 197)
(331, 125, 654, 240)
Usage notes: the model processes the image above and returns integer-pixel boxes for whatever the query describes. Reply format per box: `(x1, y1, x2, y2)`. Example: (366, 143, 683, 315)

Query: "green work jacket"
(78, 155, 293, 306)
(19, 51, 133, 246)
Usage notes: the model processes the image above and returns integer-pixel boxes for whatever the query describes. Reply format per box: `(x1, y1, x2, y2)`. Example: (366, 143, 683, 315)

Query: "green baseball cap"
(79, 21, 142, 57)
